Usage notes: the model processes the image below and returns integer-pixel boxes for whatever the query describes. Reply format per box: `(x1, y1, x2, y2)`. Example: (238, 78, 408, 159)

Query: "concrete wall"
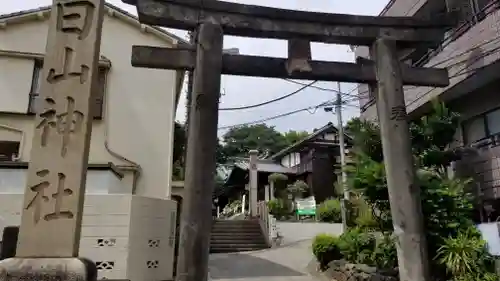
(0, 7, 179, 199)
(0, 194, 178, 281)
(379, 0, 427, 17)
(277, 222, 343, 245)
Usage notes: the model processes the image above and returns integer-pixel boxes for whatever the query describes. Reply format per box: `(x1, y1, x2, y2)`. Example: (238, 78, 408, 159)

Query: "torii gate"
(121, 1, 454, 281)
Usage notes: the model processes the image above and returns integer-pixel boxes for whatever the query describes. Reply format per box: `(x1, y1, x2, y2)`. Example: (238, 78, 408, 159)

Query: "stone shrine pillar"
(0, 0, 105, 280)
(249, 150, 258, 217)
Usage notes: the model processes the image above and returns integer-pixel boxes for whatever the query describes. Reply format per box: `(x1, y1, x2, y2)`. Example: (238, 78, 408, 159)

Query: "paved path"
(208, 240, 316, 281)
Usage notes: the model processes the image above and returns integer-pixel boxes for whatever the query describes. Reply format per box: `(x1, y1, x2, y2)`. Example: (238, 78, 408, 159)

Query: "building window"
(0, 141, 20, 162)
(28, 59, 107, 119)
(462, 107, 500, 144)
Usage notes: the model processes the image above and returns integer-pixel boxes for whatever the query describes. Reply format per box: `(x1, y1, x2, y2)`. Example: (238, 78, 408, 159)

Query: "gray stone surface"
(209, 240, 316, 281)
(0, 258, 97, 281)
(324, 260, 398, 281)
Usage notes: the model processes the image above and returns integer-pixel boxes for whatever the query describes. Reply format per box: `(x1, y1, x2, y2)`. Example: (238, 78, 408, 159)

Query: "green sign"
(296, 197, 316, 216)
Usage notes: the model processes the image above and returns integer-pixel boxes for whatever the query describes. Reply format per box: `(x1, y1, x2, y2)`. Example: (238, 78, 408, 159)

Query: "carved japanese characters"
(26, 170, 74, 224)
(16, 0, 105, 258)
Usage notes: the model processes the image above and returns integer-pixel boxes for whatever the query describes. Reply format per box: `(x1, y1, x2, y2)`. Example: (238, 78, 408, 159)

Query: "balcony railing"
(361, 3, 500, 114)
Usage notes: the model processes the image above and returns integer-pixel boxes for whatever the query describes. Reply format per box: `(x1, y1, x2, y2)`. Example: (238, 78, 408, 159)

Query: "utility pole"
(325, 82, 349, 231)
(335, 82, 349, 201)
(335, 82, 349, 232)
(373, 38, 429, 281)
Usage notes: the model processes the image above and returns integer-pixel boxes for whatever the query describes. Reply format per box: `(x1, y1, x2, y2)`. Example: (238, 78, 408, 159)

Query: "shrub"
(268, 173, 288, 183)
(336, 227, 376, 265)
(372, 233, 398, 270)
(288, 180, 309, 198)
(316, 198, 342, 223)
(221, 200, 241, 217)
(312, 233, 342, 270)
(350, 198, 378, 230)
(436, 226, 497, 281)
(267, 198, 289, 219)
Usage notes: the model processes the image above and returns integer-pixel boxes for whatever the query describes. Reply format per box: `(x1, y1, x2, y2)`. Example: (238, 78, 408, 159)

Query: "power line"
(408, 44, 500, 107)
(218, 5, 500, 128)
(219, 5, 500, 114)
(217, 99, 359, 130)
(351, 41, 500, 104)
(217, 43, 500, 130)
(219, 80, 317, 111)
(217, 99, 334, 130)
(347, 4, 500, 102)
(284, 30, 500, 105)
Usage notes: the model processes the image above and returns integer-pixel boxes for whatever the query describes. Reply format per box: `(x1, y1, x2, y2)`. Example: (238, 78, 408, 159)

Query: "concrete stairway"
(210, 219, 269, 253)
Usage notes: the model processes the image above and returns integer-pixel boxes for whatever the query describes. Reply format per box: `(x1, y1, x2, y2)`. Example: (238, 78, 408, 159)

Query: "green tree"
(221, 124, 289, 158)
(215, 142, 228, 164)
(345, 101, 493, 279)
(283, 130, 309, 145)
(172, 122, 186, 180)
(172, 122, 227, 180)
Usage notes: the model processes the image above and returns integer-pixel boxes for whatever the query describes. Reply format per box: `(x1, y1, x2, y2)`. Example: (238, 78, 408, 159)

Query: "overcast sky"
(1, 0, 389, 134)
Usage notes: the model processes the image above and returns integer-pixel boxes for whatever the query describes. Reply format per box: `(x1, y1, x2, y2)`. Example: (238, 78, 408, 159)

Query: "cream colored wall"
(0, 56, 34, 113)
(0, 12, 178, 199)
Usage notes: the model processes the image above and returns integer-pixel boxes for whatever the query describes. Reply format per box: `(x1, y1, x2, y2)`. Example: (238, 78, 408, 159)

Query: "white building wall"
(0, 8, 179, 199)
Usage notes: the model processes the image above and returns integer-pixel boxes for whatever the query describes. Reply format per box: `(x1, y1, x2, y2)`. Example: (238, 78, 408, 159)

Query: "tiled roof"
(268, 122, 353, 161)
(234, 159, 297, 174)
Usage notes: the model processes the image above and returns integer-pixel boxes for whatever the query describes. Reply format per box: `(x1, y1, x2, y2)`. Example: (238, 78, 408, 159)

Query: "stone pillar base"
(0, 257, 97, 281)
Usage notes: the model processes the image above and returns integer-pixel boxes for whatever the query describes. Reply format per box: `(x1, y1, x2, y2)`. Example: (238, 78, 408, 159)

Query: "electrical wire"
(217, 5, 500, 114)
(217, 99, 335, 130)
(282, 31, 500, 105)
(217, 99, 360, 130)
(283, 79, 361, 98)
(352, 40, 500, 105)
(219, 81, 317, 111)
(345, 3, 500, 104)
(217, 4, 500, 129)
(218, 41, 500, 130)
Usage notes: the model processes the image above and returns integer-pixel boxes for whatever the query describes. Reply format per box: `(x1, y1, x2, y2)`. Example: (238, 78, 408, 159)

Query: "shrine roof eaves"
(268, 122, 353, 161)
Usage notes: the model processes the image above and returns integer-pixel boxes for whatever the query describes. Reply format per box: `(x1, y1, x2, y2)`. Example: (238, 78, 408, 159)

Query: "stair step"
(212, 223, 260, 227)
(211, 239, 267, 243)
(210, 243, 268, 249)
(213, 219, 260, 222)
(213, 222, 260, 224)
(212, 222, 260, 225)
(210, 219, 269, 254)
(212, 231, 264, 235)
(210, 233, 264, 239)
(210, 246, 269, 253)
(210, 244, 269, 247)
(212, 229, 262, 233)
(212, 228, 262, 232)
